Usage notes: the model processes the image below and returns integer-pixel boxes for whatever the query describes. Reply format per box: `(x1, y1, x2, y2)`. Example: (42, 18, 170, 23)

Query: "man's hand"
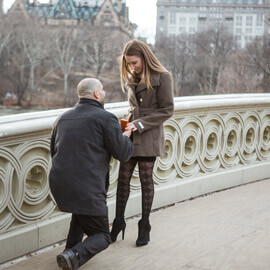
(123, 130, 132, 138)
(125, 122, 137, 132)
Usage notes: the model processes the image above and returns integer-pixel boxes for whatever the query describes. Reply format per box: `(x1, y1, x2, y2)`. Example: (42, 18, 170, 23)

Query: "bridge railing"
(1, 94, 270, 263)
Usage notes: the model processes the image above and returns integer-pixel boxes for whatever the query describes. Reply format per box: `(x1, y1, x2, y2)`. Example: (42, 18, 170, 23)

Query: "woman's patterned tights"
(115, 158, 155, 222)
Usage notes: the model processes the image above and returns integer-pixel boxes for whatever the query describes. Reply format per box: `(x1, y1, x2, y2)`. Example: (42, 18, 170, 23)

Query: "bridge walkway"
(2, 179, 270, 270)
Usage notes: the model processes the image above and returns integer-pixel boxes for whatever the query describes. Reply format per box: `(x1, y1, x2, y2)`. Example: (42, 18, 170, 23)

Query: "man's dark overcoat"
(49, 99, 133, 216)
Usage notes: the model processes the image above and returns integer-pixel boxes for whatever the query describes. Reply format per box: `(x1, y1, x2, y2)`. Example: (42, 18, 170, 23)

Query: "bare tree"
(0, 17, 12, 58)
(48, 27, 83, 106)
(81, 26, 121, 79)
(194, 25, 237, 94)
(0, 16, 13, 100)
(241, 35, 270, 92)
(0, 17, 33, 105)
(156, 35, 194, 96)
(20, 20, 50, 104)
(218, 51, 259, 93)
(4, 39, 30, 106)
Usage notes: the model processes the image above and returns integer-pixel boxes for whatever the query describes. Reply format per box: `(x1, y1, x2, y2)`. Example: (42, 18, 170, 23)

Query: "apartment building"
(156, 0, 270, 47)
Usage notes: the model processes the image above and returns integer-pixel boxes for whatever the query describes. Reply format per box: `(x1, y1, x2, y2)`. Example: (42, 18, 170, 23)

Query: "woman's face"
(125, 55, 143, 75)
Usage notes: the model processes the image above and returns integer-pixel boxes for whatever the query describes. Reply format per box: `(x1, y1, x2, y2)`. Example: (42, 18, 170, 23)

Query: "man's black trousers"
(65, 214, 111, 267)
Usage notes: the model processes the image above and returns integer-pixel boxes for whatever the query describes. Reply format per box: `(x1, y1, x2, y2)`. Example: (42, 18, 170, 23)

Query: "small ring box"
(120, 119, 129, 132)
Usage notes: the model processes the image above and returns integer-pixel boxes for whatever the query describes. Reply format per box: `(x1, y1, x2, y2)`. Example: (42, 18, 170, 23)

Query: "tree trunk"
(64, 73, 68, 106)
(28, 65, 35, 106)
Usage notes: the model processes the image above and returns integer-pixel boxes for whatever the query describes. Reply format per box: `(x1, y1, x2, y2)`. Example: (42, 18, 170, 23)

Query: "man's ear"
(93, 91, 99, 99)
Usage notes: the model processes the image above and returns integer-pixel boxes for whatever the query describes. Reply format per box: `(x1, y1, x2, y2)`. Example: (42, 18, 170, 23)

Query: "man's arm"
(50, 118, 60, 158)
(50, 127, 56, 158)
(104, 114, 133, 162)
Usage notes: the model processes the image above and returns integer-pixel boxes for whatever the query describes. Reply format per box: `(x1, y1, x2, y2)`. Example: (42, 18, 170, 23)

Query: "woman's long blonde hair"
(120, 39, 172, 92)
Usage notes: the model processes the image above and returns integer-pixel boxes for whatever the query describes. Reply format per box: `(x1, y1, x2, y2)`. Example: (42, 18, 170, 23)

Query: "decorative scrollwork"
(1, 102, 270, 235)
(0, 139, 55, 233)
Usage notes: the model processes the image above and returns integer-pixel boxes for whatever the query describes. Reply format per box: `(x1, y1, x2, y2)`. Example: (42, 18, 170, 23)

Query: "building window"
(199, 13, 207, 19)
(245, 35, 252, 42)
(179, 16, 186, 25)
(179, 26, 186, 33)
(169, 26, 176, 34)
(170, 12, 176, 25)
(246, 15, 253, 26)
(256, 14, 263, 26)
(160, 10, 165, 20)
(236, 35, 241, 40)
(236, 15, 242, 21)
(189, 27, 196, 33)
(236, 28, 242, 34)
(256, 28, 263, 35)
(189, 17, 196, 25)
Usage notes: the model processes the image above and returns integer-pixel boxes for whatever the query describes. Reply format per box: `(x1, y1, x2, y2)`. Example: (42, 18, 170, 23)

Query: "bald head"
(77, 78, 102, 99)
(77, 78, 106, 105)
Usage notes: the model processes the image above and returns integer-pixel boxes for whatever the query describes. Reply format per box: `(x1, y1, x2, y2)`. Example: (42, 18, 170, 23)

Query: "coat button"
(140, 98, 143, 102)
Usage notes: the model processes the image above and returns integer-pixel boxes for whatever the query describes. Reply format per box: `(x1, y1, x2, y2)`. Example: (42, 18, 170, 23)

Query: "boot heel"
(111, 218, 126, 242)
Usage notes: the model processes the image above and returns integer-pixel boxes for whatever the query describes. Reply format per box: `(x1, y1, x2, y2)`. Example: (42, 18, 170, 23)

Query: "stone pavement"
(2, 179, 270, 270)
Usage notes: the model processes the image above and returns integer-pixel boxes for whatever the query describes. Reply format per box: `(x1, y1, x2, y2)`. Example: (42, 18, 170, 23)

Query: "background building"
(51, 0, 121, 7)
(8, 0, 134, 38)
(156, 0, 270, 47)
(0, 0, 3, 14)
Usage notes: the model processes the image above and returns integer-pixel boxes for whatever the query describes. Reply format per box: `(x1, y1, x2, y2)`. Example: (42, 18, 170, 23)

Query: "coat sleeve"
(104, 114, 133, 162)
(50, 128, 56, 158)
(132, 72, 174, 134)
(50, 117, 60, 158)
(50, 124, 57, 158)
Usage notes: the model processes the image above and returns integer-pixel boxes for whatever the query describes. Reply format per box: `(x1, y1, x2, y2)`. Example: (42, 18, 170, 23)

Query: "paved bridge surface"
(2, 179, 270, 270)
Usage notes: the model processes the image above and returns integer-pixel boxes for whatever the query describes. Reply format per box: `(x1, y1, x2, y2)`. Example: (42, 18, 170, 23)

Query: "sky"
(126, 0, 157, 43)
(3, 0, 157, 43)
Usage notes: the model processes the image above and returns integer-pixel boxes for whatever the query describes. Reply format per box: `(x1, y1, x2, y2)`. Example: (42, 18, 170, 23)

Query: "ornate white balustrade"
(1, 94, 270, 263)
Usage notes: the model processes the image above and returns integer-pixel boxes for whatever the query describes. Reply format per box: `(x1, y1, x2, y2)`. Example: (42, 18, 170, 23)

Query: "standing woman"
(111, 40, 174, 246)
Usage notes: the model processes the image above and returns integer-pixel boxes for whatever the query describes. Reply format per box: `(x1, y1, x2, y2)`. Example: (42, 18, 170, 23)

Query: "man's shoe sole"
(57, 253, 72, 269)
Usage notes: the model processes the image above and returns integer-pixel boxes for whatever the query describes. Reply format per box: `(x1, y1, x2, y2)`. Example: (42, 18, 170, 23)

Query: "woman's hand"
(123, 130, 132, 137)
(125, 122, 137, 132)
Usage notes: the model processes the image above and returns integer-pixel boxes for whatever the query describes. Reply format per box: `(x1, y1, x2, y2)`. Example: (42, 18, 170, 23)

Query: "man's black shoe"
(56, 249, 80, 270)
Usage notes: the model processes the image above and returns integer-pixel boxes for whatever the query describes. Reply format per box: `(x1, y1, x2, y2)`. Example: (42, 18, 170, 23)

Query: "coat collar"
(127, 72, 161, 94)
(77, 98, 104, 109)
